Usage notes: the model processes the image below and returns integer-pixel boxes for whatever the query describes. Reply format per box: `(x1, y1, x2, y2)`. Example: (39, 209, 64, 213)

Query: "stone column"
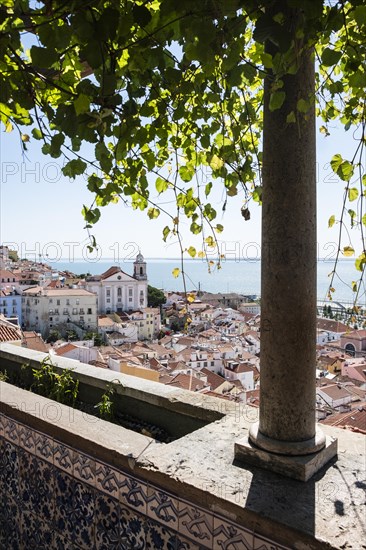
(249, 24, 325, 456)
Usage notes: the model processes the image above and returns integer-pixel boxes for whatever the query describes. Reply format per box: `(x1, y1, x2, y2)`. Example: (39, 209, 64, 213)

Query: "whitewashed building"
(21, 287, 97, 336)
(85, 254, 148, 314)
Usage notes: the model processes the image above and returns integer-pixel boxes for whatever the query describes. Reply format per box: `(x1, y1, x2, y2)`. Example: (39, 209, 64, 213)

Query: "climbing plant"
(0, 1, 365, 292)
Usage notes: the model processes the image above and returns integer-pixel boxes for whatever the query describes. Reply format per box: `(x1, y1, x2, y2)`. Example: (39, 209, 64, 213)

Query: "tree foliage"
(1, 0, 365, 290)
(148, 284, 166, 307)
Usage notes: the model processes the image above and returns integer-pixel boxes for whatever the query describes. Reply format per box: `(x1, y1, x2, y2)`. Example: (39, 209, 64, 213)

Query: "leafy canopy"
(1, 0, 365, 287)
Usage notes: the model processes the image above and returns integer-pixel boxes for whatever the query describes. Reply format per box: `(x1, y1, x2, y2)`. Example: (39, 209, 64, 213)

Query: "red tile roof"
(0, 323, 22, 342)
(320, 407, 366, 434)
(166, 373, 207, 392)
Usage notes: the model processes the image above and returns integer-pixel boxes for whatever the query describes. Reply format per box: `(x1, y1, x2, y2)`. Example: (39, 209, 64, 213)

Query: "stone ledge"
(234, 434, 338, 481)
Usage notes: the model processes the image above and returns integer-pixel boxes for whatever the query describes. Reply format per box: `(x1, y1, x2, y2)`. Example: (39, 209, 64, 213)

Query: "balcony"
(0, 343, 364, 549)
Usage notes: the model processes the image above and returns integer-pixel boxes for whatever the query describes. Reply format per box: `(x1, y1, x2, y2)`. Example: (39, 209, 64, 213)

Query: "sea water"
(49, 258, 365, 304)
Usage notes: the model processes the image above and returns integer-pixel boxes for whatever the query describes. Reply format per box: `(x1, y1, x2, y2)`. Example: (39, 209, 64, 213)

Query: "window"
(80, 308, 85, 314)
(72, 308, 77, 315)
(49, 298, 53, 303)
(106, 299, 110, 303)
(106, 289, 111, 297)
(129, 289, 133, 296)
(117, 287, 122, 297)
(117, 298, 121, 302)
(66, 299, 70, 305)
(129, 298, 132, 302)
(87, 308, 92, 314)
(76, 298, 80, 305)
(49, 317, 53, 322)
(57, 300, 60, 306)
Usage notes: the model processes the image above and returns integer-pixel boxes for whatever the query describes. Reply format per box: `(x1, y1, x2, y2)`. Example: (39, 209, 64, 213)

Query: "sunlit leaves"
(330, 154, 354, 181)
(348, 188, 358, 202)
(343, 246, 355, 257)
(328, 215, 336, 228)
(172, 267, 180, 278)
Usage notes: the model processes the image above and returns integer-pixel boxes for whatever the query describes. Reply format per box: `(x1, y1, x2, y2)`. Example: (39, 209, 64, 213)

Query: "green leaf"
(348, 188, 358, 202)
(343, 246, 355, 257)
(328, 215, 335, 228)
(62, 159, 87, 178)
(147, 207, 160, 219)
(162, 226, 170, 242)
(30, 46, 59, 67)
(321, 48, 342, 67)
(155, 177, 168, 193)
(355, 253, 366, 272)
(132, 4, 152, 27)
(209, 155, 224, 170)
(179, 165, 194, 182)
(74, 94, 91, 115)
(269, 91, 285, 111)
(297, 99, 309, 113)
(187, 246, 196, 258)
(32, 128, 43, 140)
(286, 111, 296, 123)
(330, 154, 354, 181)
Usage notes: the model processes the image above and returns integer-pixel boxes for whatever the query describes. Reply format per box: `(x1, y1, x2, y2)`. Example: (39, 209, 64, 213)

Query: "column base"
(249, 423, 326, 456)
(235, 430, 337, 482)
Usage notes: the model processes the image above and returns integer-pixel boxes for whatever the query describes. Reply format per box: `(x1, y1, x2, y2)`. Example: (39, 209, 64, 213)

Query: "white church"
(86, 253, 148, 314)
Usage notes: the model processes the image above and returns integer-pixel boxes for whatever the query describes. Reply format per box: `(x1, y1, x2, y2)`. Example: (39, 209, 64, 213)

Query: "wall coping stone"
(0, 343, 365, 549)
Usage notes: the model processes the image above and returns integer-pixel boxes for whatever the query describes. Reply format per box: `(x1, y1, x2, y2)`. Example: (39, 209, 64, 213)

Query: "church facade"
(86, 254, 148, 314)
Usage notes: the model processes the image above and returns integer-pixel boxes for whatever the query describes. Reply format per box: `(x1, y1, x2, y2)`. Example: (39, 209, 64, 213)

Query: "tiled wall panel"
(0, 413, 290, 550)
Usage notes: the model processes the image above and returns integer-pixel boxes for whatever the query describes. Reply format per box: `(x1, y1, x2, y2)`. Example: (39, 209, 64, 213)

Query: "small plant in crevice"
(95, 383, 115, 421)
(95, 380, 122, 421)
(0, 370, 8, 382)
(31, 356, 79, 406)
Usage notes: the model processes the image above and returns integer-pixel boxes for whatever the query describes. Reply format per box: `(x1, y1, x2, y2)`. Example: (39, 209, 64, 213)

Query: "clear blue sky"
(0, 112, 362, 263)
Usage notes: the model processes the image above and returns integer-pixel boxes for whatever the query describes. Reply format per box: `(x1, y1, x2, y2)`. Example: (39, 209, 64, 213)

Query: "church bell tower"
(133, 252, 147, 281)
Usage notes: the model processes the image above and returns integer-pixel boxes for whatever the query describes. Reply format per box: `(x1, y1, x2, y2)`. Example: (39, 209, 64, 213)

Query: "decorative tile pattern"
(119, 503, 145, 549)
(54, 440, 74, 473)
(20, 509, 54, 549)
(18, 423, 37, 454)
(54, 469, 95, 548)
(147, 487, 179, 530)
(3, 415, 19, 444)
(0, 419, 292, 550)
(0, 495, 21, 550)
(74, 452, 96, 486)
(95, 461, 120, 498)
(178, 500, 213, 547)
(253, 535, 290, 550)
(19, 450, 54, 521)
(120, 472, 147, 513)
(95, 493, 120, 549)
(145, 517, 180, 550)
(35, 433, 54, 463)
(0, 439, 20, 501)
(0, 413, 4, 438)
(213, 516, 253, 550)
